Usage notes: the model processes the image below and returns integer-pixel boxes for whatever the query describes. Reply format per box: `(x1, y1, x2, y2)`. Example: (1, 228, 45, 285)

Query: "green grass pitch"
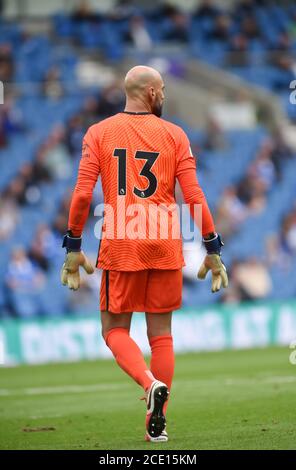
(0, 347, 295, 450)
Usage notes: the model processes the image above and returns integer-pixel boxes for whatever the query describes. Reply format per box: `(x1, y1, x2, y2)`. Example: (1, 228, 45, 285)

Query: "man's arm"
(176, 153, 215, 238)
(61, 127, 100, 290)
(176, 129, 228, 292)
(176, 129, 215, 236)
(68, 127, 101, 237)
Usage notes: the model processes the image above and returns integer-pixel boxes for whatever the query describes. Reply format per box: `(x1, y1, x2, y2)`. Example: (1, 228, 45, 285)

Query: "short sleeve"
(176, 129, 196, 177)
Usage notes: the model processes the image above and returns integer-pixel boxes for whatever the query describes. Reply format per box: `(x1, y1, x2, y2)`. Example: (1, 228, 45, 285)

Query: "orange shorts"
(100, 269, 182, 314)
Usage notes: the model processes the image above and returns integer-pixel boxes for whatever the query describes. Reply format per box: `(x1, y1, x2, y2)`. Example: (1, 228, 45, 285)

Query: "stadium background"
(1, 0, 296, 364)
(1, 0, 296, 451)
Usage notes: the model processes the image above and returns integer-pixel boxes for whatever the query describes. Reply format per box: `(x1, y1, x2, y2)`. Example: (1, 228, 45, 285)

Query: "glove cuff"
(203, 233, 224, 255)
(62, 231, 82, 253)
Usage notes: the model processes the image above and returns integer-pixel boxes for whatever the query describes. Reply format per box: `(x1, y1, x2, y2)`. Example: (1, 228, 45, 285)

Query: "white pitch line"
(0, 383, 130, 397)
(263, 376, 296, 384)
(0, 375, 295, 397)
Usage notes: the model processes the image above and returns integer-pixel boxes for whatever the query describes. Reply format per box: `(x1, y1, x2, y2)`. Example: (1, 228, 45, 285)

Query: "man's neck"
(124, 98, 151, 114)
(123, 110, 151, 115)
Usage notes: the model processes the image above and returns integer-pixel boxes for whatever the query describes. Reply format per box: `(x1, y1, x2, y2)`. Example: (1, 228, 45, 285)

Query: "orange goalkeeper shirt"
(68, 112, 215, 271)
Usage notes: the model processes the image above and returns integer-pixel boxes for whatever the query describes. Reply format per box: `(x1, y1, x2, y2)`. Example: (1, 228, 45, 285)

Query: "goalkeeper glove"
(197, 233, 228, 293)
(61, 232, 94, 291)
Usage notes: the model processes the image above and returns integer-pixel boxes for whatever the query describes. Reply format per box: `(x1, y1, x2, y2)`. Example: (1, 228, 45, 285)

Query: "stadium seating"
(0, 2, 295, 317)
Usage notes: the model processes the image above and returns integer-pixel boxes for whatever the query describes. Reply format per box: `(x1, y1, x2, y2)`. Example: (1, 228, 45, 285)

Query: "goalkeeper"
(61, 65, 228, 442)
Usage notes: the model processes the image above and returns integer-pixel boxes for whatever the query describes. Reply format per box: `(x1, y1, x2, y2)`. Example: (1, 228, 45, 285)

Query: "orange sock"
(105, 327, 155, 391)
(149, 335, 174, 415)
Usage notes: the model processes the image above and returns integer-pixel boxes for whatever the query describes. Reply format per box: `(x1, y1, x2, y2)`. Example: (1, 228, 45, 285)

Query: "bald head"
(124, 65, 165, 117)
(125, 65, 162, 97)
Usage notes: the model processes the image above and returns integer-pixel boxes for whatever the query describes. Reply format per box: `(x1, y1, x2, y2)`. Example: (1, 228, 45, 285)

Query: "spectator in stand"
(237, 172, 267, 214)
(149, 3, 181, 23)
(5, 247, 45, 318)
(42, 66, 64, 100)
(207, 13, 232, 41)
(0, 96, 25, 148)
(109, 0, 136, 22)
(0, 194, 19, 240)
(28, 223, 59, 271)
(235, 139, 278, 216)
(31, 150, 53, 184)
(96, 81, 125, 119)
(233, 258, 272, 300)
(80, 97, 100, 130)
(125, 15, 153, 51)
(4, 176, 27, 206)
(270, 31, 291, 53)
(266, 208, 296, 269)
(270, 131, 293, 175)
(42, 126, 72, 180)
(163, 11, 190, 43)
(5, 152, 52, 209)
(233, 0, 257, 19)
(52, 213, 68, 237)
(248, 150, 276, 191)
(203, 117, 228, 150)
(215, 186, 248, 239)
(241, 14, 261, 40)
(18, 162, 41, 205)
(65, 114, 85, 156)
(226, 34, 250, 67)
(0, 44, 14, 82)
(222, 258, 272, 303)
(271, 54, 296, 91)
(192, 0, 220, 20)
(72, 0, 102, 23)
